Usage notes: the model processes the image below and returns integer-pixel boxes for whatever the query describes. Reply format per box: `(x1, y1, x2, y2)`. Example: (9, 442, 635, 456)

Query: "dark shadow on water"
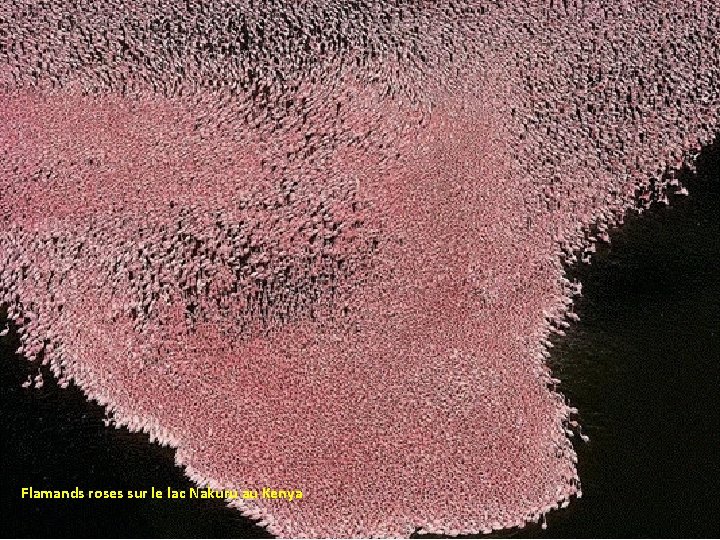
(530, 137, 720, 538)
(420, 139, 720, 539)
(0, 314, 272, 538)
(2, 138, 720, 538)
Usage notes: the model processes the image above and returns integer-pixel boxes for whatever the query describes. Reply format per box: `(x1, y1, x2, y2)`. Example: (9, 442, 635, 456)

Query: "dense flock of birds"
(1, 1, 719, 537)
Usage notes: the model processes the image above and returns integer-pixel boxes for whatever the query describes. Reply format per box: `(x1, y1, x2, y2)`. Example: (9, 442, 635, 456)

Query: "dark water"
(0, 320, 272, 537)
(2, 139, 720, 538)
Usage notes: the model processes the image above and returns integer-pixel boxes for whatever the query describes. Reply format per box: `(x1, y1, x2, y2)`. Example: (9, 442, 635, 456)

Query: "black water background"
(1, 139, 720, 538)
(0, 319, 272, 537)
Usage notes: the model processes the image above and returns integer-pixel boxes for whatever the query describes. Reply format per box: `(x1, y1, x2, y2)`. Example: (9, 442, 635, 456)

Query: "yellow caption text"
(21, 487, 304, 501)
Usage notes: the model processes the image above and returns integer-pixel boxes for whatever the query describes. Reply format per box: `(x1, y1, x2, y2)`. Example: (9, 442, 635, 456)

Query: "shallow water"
(1, 140, 719, 537)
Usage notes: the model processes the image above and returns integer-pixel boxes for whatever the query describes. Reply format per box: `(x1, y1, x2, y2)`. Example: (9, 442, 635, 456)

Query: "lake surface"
(1, 139, 719, 538)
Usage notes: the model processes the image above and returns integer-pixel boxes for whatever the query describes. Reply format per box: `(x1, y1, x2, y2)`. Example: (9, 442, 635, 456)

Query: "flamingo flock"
(1, 1, 719, 537)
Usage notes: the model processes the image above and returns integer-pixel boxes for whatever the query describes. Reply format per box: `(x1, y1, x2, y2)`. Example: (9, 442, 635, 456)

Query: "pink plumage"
(1, 1, 718, 537)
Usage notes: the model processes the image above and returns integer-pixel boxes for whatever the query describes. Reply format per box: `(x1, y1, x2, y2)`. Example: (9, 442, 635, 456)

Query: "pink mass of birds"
(1, 1, 720, 537)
